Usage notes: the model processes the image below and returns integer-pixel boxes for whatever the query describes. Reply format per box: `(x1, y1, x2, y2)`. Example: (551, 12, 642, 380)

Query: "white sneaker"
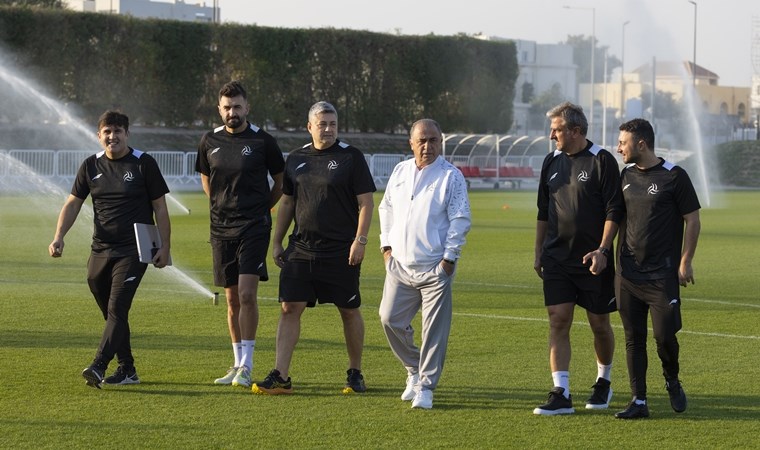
(401, 373, 419, 401)
(232, 366, 252, 388)
(412, 389, 433, 409)
(214, 367, 238, 385)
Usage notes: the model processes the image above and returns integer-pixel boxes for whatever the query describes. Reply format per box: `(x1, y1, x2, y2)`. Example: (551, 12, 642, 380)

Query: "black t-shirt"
(537, 141, 624, 273)
(196, 123, 285, 240)
(282, 140, 376, 257)
(620, 158, 701, 280)
(72, 147, 169, 256)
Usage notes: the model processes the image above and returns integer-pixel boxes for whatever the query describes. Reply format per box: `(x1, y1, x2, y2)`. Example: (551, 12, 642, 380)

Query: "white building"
(475, 35, 577, 134)
(63, 0, 218, 23)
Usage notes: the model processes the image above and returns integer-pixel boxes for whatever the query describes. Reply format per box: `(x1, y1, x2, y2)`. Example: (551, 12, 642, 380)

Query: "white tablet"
(133, 223, 172, 265)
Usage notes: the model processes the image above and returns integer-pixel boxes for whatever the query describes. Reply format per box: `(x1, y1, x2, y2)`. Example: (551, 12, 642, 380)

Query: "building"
(580, 60, 752, 145)
(62, 0, 218, 23)
(474, 35, 578, 134)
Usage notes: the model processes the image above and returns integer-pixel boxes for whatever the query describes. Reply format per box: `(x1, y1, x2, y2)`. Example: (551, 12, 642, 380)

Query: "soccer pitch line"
(454, 312, 760, 341)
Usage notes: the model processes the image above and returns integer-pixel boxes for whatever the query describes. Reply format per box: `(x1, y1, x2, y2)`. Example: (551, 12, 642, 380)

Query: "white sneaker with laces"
(412, 389, 433, 409)
(214, 367, 238, 385)
(232, 366, 252, 388)
(401, 373, 419, 401)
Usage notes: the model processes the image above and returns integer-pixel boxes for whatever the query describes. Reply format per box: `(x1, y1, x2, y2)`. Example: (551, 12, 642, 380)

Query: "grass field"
(1, 188, 759, 449)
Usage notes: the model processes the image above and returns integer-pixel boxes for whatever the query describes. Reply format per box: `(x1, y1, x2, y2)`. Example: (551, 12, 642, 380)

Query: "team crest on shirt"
(577, 170, 590, 182)
(241, 146, 252, 156)
(327, 160, 338, 170)
(648, 183, 659, 195)
(123, 171, 134, 182)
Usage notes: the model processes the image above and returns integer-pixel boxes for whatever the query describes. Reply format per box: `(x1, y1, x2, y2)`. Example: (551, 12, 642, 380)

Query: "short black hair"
(619, 118, 655, 149)
(219, 80, 247, 100)
(97, 110, 129, 132)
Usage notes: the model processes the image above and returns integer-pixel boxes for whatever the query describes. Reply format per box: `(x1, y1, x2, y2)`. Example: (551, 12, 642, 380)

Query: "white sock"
(552, 371, 570, 398)
(597, 362, 612, 381)
(633, 397, 647, 405)
(240, 340, 256, 371)
(232, 342, 242, 368)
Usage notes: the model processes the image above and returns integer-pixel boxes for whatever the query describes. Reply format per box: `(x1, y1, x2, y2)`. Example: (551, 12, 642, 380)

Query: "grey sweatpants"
(379, 257, 454, 391)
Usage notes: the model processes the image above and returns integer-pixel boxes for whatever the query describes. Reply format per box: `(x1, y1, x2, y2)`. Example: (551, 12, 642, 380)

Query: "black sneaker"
(615, 400, 650, 419)
(585, 377, 612, 409)
(104, 366, 140, 385)
(533, 387, 575, 415)
(82, 364, 105, 389)
(252, 369, 293, 395)
(666, 379, 687, 413)
(342, 368, 366, 394)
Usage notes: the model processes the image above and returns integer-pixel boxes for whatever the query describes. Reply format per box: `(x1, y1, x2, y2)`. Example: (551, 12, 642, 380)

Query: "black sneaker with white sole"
(585, 377, 612, 409)
(82, 364, 105, 389)
(533, 387, 575, 415)
(104, 366, 140, 385)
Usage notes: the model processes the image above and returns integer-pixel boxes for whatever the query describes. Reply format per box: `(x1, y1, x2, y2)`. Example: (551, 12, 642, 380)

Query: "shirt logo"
(210, 147, 220, 155)
(92, 173, 103, 181)
(648, 183, 659, 195)
(327, 160, 339, 170)
(623, 183, 630, 191)
(241, 146, 252, 156)
(577, 170, 590, 182)
(549, 172, 558, 181)
(296, 162, 307, 171)
(125, 276, 137, 282)
(123, 171, 134, 182)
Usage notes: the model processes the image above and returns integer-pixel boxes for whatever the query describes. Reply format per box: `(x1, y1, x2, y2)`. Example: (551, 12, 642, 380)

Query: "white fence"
(0, 149, 413, 191)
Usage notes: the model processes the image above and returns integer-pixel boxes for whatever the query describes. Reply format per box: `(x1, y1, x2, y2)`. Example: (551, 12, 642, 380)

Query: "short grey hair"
(308, 101, 337, 122)
(410, 118, 442, 137)
(546, 101, 588, 136)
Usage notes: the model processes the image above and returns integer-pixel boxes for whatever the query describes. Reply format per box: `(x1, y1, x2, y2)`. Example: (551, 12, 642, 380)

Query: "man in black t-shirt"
(613, 119, 701, 419)
(49, 111, 171, 388)
(196, 81, 285, 388)
(252, 101, 376, 395)
(533, 102, 624, 415)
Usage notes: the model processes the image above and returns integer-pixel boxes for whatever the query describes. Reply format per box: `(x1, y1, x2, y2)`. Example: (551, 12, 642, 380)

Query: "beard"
(225, 116, 243, 129)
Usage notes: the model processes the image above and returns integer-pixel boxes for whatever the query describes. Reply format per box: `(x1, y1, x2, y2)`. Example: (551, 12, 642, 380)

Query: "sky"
(218, 0, 760, 87)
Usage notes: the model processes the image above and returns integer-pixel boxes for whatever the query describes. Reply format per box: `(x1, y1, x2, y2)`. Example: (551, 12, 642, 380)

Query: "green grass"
(1, 189, 759, 449)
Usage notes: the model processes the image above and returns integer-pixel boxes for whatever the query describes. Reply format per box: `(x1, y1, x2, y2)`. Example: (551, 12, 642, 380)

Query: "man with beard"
(196, 81, 285, 389)
(613, 118, 700, 419)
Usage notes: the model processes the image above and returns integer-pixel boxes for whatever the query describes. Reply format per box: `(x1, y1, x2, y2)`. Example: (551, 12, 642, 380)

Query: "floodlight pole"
(564, 6, 596, 140)
(689, 1, 697, 87)
(621, 20, 630, 120)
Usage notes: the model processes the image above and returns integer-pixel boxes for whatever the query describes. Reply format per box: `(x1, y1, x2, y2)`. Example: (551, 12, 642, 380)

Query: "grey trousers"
(379, 257, 454, 391)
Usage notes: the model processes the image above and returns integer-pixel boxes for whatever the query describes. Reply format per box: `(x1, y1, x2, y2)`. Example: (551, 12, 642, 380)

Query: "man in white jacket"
(378, 118, 472, 409)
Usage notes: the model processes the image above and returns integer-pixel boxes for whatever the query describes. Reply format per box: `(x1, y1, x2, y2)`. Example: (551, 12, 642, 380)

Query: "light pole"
(688, 1, 697, 87)
(620, 20, 630, 120)
(564, 6, 596, 139)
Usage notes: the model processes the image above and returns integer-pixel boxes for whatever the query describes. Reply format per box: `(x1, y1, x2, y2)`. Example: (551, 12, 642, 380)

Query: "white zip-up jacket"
(379, 156, 471, 271)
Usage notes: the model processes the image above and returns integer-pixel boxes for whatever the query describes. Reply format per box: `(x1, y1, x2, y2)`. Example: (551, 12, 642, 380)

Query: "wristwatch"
(598, 247, 610, 257)
(381, 246, 392, 254)
(355, 235, 368, 245)
(443, 258, 456, 265)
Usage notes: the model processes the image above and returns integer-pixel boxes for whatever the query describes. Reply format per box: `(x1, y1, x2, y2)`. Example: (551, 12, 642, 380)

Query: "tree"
(564, 34, 621, 83)
(0, 0, 63, 7)
(527, 83, 565, 132)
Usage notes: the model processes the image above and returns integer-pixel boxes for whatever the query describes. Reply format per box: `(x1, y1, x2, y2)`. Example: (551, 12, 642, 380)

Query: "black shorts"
(542, 260, 617, 314)
(211, 228, 270, 287)
(278, 248, 361, 309)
